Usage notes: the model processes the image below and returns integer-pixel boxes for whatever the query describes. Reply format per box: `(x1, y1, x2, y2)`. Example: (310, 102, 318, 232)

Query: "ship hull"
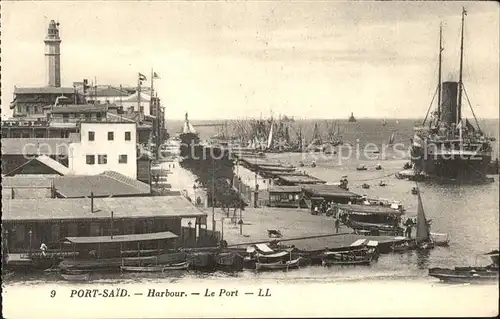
(411, 145, 491, 183)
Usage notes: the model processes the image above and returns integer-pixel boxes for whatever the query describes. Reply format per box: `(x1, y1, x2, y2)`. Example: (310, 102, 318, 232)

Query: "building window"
(88, 131, 95, 141)
(118, 154, 128, 164)
(86, 155, 95, 165)
(125, 131, 131, 141)
(139, 106, 144, 113)
(98, 154, 107, 164)
(108, 132, 114, 140)
(96, 113, 102, 121)
(85, 113, 91, 121)
(63, 114, 69, 123)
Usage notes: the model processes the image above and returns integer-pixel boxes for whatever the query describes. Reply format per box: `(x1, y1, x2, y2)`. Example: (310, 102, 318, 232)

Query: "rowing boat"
(429, 267, 498, 283)
(255, 257, 302, 271)
(61, 271, 90, 281)
(120, 261, 190, 273)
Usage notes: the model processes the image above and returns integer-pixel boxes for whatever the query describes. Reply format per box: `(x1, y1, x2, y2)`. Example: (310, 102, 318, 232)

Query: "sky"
(1, 1, 499, 120)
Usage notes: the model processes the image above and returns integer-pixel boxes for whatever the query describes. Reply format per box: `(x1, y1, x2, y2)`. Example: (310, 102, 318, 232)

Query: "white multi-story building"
(68, 122, 137, 179)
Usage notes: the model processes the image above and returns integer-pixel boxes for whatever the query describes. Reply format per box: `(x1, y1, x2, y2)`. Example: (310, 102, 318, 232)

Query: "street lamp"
(188, 221, 192, 241)
(4, 230, 9, 256)
(28, 229, 33, 257)
(193, 184, 197, 206)
(220, 217, 225, 241)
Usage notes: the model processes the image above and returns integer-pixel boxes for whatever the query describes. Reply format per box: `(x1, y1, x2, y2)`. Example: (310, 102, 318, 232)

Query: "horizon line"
(165, 116, 500, 121)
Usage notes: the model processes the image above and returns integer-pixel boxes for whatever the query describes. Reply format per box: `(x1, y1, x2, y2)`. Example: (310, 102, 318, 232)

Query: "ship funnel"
(440, 81, 458, 125)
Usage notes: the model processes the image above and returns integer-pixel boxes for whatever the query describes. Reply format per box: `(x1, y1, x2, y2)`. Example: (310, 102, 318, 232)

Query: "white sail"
(267, 122, 274, 149)
(415, 185, 430, 243)
(388, 132, 395, 145)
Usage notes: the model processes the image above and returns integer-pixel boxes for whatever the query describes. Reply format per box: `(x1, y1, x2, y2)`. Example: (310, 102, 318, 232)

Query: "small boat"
(391, 241, 411, 252)
(356, 164, 367, 171)
(311, 161, 317, 168)
(215, 252, 244, 272)
(121, 261, 190, 273)
(189, 251, 216, 270)
(247, 244, 302, 271)
(411, 187, 419, 195)
(378, 180, 387, 187)
(255, 257, 302, 271)
(362, 183, 370, 189)
(429, 267, 499, 283)
(403, 162, 412, 170)
(61, 270, 90, 281)
(430, 233, 450, 247)
(321, 250, 374, 266)
(375, 163, 382, 170)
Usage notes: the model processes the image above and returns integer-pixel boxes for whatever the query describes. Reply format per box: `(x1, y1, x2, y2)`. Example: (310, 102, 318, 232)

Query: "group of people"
(311, 200, 349, 233)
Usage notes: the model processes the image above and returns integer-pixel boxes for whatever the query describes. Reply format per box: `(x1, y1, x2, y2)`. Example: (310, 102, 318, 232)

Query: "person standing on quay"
(40, 242, 48, 257)
(335, 219, 341, 233)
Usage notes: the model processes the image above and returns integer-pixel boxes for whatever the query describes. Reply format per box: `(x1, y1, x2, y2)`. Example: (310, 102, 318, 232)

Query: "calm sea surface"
(3, 119, 499, 317)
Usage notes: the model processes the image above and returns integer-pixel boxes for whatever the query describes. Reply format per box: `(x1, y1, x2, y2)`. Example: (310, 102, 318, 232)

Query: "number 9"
(50, 290, 56, 298)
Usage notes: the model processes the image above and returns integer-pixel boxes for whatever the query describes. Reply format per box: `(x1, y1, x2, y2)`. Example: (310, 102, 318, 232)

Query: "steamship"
(411, 9, 494, 183)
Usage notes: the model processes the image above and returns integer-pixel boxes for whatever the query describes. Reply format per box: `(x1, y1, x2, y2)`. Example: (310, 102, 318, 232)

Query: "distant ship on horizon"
(348, 112, 356, 122)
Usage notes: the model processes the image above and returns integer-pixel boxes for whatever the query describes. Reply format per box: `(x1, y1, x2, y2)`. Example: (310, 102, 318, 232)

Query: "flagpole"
(137, 73, 141, 121)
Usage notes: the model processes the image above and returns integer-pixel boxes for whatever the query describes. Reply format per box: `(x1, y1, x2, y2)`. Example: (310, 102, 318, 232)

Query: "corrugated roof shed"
(335, 204, 404, 215)
(14, 87, 75, 94)
(53, 171, 150, 198)
(302, 184, 360, 198)
(2, 176, 53, 188)
(269, 186, 302, 193)
(65, 231, 178, 244)
(49, 104, 110, 114)
(277, 174, 325, 184)
(2, 196, 206, 221)
(1, 138, 71, 156)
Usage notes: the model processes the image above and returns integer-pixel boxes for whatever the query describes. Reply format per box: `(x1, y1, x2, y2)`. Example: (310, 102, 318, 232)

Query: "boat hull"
(255, 258, 302, 271)
(61, 272, 90, 281)
(411, 145, 492, 183)
(59, 252, 187, 272)
(121, 262, 190, 272)
(429, 267, 499, 283)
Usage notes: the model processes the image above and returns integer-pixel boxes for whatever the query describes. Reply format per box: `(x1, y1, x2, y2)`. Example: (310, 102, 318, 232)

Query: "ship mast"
(437, 23, 443, 121)
(457, 7, 466, 124)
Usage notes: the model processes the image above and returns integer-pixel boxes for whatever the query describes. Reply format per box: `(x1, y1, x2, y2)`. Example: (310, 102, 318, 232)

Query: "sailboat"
(388, 132, 396, 146)
(266, 121, 274, 151)
(415, 183, 434, 249)
(382, 119, 387, 127)
(414, 183, 450, 249)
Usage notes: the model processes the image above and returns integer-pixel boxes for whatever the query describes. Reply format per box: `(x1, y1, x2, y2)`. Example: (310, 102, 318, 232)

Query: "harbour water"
(3, 119, 499, 317)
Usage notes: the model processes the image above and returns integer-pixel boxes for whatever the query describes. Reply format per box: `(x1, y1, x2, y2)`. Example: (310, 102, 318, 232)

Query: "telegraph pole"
(212, 158, 216, 232)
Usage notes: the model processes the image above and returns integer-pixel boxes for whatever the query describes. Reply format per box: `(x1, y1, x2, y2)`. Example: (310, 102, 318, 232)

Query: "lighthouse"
(44, 20, 61, 87)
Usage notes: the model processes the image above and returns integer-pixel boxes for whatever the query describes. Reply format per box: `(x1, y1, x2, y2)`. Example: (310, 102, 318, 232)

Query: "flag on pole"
(153, 72, 160, 79)
(138, 73, 147, 86)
